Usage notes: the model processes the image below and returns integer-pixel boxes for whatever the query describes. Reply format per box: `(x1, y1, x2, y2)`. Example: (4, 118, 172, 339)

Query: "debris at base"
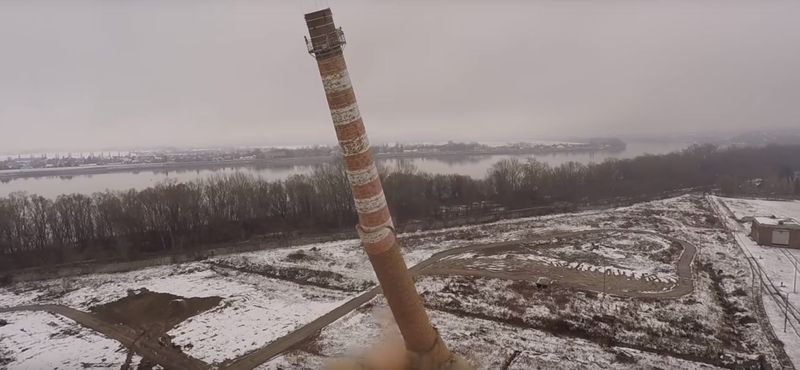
(535, 277, 552, 289)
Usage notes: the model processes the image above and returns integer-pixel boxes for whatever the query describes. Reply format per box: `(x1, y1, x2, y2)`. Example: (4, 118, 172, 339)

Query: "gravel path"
(222, 228, 696, 370)
(1, 228, 696, 370)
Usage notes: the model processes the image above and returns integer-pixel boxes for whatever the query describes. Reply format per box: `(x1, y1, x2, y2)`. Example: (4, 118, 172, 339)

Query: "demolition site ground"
(1, 194, 795, 370)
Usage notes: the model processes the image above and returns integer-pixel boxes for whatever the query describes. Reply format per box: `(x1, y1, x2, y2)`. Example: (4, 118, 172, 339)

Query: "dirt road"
(0, 304, 210, 370)
(420, 229, 696, 299)
(221, 286, 381, 370)
(221, 228, 696, 370)
(1, 229, 696, 370)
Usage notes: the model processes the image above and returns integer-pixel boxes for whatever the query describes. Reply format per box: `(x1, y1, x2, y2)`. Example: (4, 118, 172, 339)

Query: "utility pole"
(603, 256, 608, 306)
(302, 8, 468, 369)
(785, 293, 790, 333)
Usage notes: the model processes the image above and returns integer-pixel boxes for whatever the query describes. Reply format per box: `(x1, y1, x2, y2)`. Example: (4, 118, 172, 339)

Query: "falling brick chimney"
(303, 8, 468, 369)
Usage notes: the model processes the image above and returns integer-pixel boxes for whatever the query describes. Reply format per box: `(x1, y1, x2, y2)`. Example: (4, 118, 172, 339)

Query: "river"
(0, 141, 689, 198)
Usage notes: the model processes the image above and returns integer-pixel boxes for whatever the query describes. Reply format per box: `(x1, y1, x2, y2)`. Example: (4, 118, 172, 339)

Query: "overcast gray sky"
(1, 0, 799, 153)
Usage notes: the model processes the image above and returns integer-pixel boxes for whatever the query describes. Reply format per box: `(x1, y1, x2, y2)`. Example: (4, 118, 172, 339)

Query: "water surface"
(0, 141, 689, 198)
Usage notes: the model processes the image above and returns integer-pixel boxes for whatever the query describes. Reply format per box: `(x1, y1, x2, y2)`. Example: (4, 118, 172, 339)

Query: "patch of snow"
(762, 293, 800, 365)
(0, 311, 127, 370)
(713, 196, 800, 367)
(721, 197, 800, 221)
(754, 216, 800, 227)
(168, 267, 353, 365)
(254, 353, 323, 370)
(0, 194, 780, 368)
(128, 354, 143, 369)
(441, 231, 678, 283)
(1, 263, 355, 366)
(260, 299, 726, 370)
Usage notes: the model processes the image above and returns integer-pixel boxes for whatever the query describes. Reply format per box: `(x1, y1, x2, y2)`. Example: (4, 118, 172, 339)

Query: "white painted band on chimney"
(358, 225, 392, 244)
(330, 103, 360, 126)
(339, 134, 370, 156)
(354, 190, 387, 214)
(322, 70, 352, 94)
(346, 164, 380, 186)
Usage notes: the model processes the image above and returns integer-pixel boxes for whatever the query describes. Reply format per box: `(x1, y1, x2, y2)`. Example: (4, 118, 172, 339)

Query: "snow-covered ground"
(0, 194, 782, 368)
(214, 239, 377, 292)
(762, 292, 800, 366)
(256, 298, 726, 370)
(213, 196, 726, 299)
(0, 311, 128, 370)
(0, 263, 354, 366)
(721, 197, 800, 221)
(256, 195, 776, 368)
(211, 209, 603, 291)
(167, 266, 352, 365)
(214, 195, 719, 293)
(712, 196, 800, 366)
(442, 231, 680, 284)
(416, 271, 758, 364)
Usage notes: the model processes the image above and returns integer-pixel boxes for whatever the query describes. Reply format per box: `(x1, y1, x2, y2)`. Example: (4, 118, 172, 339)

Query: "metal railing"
(305, 28, 346, 58)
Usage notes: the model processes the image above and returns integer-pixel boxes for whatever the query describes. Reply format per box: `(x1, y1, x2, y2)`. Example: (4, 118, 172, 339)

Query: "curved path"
(419, 229, 696, 299)
(0, 228, 696, 370)
(0, 304, 210, 370)
(222, 228, 696, 370)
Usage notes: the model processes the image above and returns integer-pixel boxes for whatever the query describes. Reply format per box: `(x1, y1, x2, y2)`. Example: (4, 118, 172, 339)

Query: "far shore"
(0, 146, 619, 181)
(0, 156, 335, 180)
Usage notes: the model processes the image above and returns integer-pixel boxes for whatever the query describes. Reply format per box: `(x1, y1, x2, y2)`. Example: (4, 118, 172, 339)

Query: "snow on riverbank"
(0, 311, 128, 370)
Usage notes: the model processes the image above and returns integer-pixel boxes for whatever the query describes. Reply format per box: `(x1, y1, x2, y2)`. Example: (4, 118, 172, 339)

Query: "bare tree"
(3, 144, 800, 270)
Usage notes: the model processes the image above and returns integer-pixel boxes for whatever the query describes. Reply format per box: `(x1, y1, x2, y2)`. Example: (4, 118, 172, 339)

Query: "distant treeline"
(1, 144, 799, 270)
